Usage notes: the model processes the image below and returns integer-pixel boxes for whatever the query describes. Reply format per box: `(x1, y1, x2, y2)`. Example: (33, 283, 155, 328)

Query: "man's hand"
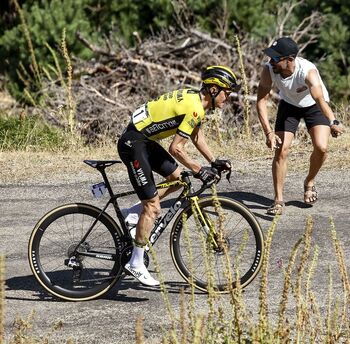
(211, 159, 232, 172)
(266, 132, 282, 150)
(194, 166, 219, 183)
(330, 124, 344, 138)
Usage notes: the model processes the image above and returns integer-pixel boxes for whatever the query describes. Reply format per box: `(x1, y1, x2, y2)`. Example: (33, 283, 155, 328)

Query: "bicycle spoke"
(41, 259, 66, 274)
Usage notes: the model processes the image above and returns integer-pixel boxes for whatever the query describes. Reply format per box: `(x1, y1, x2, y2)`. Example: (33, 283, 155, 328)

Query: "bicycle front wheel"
(170, 197, 264, 292)
(28, 203, 124, 301)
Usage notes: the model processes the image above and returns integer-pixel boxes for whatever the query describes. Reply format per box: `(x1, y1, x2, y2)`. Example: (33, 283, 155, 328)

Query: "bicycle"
(28, 160, 264, 301)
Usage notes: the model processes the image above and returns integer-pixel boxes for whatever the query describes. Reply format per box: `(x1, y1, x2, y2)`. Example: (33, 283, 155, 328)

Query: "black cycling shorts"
(275, 100, 330, 134)
(117, 125, 178, 200)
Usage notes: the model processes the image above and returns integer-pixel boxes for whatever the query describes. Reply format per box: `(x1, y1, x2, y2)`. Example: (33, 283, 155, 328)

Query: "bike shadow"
(5, 275, 58, 302)
(6, 274, 230, 302)
(5, 275, 150, 303)
(117, 276, 205, 296)
(219, 191, 274, 222)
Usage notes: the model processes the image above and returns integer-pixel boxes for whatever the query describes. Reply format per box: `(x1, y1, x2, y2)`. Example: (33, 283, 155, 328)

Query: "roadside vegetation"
(0, 0, 349, 343)
(2, 217, 350, 343)
(146, 217, 350, 343)
(0, 112, 70, 151)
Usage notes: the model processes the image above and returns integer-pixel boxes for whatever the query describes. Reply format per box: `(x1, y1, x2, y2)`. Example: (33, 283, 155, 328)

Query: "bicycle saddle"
(84, 160, 122, 169)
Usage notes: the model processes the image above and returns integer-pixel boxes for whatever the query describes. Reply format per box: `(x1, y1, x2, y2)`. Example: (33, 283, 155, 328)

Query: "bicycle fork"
(190, 197, 220, 250)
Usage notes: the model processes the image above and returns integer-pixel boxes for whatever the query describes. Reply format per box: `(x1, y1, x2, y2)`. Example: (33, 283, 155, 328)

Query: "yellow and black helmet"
(201, 65, 240, 92)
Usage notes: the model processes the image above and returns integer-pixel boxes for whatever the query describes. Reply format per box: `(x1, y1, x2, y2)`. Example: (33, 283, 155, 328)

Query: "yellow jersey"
(131, 89, 205, 140)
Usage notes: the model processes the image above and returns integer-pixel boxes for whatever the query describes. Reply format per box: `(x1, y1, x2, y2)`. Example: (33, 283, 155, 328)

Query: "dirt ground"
(1, 147, 350, 343)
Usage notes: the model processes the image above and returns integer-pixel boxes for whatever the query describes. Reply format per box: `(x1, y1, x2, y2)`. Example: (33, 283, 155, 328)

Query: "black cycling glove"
(194, 166, 219, 183)
(211, 159, 232, 172)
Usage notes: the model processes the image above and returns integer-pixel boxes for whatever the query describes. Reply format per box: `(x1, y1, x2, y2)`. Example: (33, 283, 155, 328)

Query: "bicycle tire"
(170, 196, 264, 292)
(28, 203, 124, 301)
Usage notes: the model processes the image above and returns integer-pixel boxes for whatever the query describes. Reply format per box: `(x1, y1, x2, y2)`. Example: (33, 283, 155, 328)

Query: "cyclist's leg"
(125, 195, 161, 286)
(158, 167, 182, 199)
(118, 133, 181, 239)
(118, 131, 161, 286)
(148, 141, 181, 199)
(126, 163, 180, 286)
(118, 130, 160, 227)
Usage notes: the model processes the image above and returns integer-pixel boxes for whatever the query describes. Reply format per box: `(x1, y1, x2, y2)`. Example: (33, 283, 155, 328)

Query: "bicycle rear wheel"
(170, 197, 264, 292)
(28, 203, 124, 301)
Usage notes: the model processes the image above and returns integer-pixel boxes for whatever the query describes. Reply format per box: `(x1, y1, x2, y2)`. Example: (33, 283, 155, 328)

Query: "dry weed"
(153, 213, 350, 343)
(2, 129, 349, 185)
(0, 256, 5, 343)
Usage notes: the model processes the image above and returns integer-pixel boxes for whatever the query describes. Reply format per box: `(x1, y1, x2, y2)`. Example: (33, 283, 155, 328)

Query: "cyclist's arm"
(190, 126, 215, 163)
(256, 66, 273, 136)
(305, 69, 335, 122)
(169, 134, 201, 173)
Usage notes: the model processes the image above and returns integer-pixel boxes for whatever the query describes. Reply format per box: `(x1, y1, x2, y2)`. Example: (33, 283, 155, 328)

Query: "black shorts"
(117, 124, 178, 200)
(275, 100, 330, 134)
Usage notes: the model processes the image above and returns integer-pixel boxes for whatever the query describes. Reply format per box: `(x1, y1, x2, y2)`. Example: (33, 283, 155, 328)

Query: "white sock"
(129, 246, 144, 268)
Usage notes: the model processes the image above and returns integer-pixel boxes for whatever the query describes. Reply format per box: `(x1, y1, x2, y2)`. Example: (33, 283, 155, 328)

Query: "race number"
(132, 104, 148, 124)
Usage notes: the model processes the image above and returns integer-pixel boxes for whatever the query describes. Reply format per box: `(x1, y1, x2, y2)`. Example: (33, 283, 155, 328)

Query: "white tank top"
(267, 57, 329, 107)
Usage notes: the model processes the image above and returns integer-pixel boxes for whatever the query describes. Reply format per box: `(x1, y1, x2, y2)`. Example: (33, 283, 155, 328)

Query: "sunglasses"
(270, 56, 287, 63)
(222, 86, 240, 98)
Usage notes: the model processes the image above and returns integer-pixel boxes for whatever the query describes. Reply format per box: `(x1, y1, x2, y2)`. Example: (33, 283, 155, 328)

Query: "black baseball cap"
(264, 37, 299, 58)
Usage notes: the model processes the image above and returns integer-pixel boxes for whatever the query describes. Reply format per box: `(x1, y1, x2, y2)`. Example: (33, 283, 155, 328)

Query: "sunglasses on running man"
(270, 55, 291, 63)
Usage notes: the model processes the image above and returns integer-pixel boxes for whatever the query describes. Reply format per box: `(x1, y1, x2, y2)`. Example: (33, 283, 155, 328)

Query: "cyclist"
(117, 66, 239, 286)
(257, 37, 343, 215)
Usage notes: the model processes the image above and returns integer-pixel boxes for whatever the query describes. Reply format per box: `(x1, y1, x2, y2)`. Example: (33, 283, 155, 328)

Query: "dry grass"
(1, 130, 349, 184)
(142, 185, 350, 343)
(145, 214, 350, 343)
(0, 256, 5, 344)
(0, 143, 119, 184)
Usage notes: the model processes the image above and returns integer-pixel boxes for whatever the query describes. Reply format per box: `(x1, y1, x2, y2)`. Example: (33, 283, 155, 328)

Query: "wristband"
(265, 131, 274, 137)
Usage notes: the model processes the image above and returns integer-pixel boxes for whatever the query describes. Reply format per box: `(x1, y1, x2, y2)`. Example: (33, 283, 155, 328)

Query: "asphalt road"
(1, 162, 349, 343)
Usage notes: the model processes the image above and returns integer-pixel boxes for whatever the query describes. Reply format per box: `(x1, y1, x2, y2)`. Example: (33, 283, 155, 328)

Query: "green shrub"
(0, 114, 68, 151)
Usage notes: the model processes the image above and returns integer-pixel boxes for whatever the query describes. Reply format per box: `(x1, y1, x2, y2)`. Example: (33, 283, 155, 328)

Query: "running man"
(256, 37, 343, 215)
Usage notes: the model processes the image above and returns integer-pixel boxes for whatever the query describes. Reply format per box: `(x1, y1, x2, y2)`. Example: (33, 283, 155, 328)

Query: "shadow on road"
(5, 274, 201, 303)
(5, 275, 150, 303)
(285, 200, 312, 209)
(160, 191, 275, 222)
(5, 275, 59, 302)
(219, 191, 313, 221)
(116, 277, 202, 297)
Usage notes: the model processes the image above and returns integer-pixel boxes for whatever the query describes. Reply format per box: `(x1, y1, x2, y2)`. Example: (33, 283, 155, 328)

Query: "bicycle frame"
(72, 168, 215, 258)
(148, 179, 195, 246)
(150, 183, 223, 250)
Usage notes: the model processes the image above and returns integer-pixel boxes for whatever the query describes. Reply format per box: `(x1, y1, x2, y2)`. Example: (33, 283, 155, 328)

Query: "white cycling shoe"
(124, 263, 160, 287)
